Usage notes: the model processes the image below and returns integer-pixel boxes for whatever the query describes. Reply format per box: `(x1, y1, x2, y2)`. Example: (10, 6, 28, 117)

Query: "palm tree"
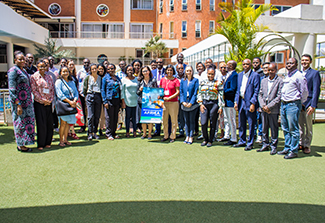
(215, 0, 277, 69)
(144, 35, 168, 59)
(33, 38, 75, 61)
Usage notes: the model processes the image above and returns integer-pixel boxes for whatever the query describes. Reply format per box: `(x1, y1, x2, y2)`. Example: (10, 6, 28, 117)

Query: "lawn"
(0, 124, 325, 222)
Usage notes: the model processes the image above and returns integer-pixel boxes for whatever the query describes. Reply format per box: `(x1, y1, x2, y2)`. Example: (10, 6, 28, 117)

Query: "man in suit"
(298, 54, 321, 154)
(151, 58, 165, 86)
(218, 60, 238, 145)
(253, 57, 264, 144)
(277, 58, 308, 159)
(257, 63, 283, 155)
(151, 58, 166, 136)
(234, 59, 260, 150)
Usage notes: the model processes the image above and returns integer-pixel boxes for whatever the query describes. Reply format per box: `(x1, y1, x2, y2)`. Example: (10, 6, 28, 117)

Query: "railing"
(69, 57, 173, 66)
(49, 31, 177, 40)
(0, 89, 10, 125)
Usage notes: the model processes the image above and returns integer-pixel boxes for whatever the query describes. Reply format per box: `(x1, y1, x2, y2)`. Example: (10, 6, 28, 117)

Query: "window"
(169, 0, 174, 12)
(182, 48, 186, 51)
(170, 49, 174, 58)
(82, 23, 124, 38)
(210, 0, 215, 11)
(182, 0, 187, 11)
(132, 0, 153, 10)
(170, 21, 174, 38)
(196, 0, 201, 10)
(159, 0, 163, 13)
(195, 21, 201, 38)
(222, 0, 226, 12)
(159, 23, 163, 38)
(209, 20, 215, 34)
(181, 21, 187, 38)
(271, 5, 292, 15)
(130, 23, 153, 38)
(46, 23, 75, 38)
(270, 53, 284, 63)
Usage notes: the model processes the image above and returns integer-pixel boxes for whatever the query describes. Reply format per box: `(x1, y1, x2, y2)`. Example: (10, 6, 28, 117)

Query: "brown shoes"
(303, 147, 311, 154)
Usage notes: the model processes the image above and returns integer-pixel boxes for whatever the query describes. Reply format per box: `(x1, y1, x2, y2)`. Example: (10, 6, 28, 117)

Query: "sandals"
(58, 142, 66, 147)
(17, 146, 32, 152)
(71, 133, 79, 140)
(108, 136, 114, 140)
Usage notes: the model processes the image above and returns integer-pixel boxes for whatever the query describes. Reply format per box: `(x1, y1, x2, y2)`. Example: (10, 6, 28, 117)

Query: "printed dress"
(8, 66, 35, 146)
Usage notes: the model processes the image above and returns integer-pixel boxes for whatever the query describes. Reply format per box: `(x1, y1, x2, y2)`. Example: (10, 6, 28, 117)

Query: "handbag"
(56, 79, 78, 116)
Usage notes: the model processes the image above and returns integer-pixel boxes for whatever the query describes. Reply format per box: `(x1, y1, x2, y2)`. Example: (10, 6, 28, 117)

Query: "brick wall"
(35, 0, 75, 16)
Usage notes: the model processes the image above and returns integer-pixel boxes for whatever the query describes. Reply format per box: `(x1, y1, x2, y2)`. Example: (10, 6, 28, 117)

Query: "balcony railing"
(49, 31, 177, 39)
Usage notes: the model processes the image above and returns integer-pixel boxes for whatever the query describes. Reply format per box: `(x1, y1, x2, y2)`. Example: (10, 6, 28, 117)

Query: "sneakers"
(255, 135, 262, 144)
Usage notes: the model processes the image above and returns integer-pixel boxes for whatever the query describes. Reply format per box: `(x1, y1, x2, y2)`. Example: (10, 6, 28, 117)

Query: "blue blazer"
(180, 78, 199, 105)
(235, 70, 260, 111)
(151, 68, 166, 81)
(303, 68, 321, 108)
(224, 71, 238, 107)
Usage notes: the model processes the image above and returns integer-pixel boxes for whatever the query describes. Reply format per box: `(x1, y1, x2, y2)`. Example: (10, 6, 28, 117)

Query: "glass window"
(209, 21, 215, 34)
(159, 0, 163, 13)
(195, 21, 201, 38)
(159, 23, 163, 38)
(210, 0, 215, 11)
(181, 21, 187, 38)
(222, 0, 226, 12)
(130, 23, 153, 39)
(170, 0, 174, 12)
(196, 0, 201, 10)
(182, 0, 187, 11)
(106, 24, 124, 38)
(170, 21, 174, 38)
(132, 0, 153, 10)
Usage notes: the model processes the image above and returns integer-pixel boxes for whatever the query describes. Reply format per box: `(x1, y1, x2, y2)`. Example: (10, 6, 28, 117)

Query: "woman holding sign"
(137, 66, 158, 140)
(160, 65, 180, 143)
(180, 65, 199, 145)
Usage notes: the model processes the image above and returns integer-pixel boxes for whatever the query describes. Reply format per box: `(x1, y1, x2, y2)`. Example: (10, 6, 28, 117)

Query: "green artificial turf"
(0, 124, 325, 222)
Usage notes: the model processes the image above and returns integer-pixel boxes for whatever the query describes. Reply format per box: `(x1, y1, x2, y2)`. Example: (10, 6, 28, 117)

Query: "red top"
(160, 77, 180, 102)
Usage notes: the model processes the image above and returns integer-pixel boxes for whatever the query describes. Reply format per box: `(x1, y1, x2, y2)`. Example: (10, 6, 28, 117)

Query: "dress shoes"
(233, 143, 246, 147)
(217, 138, 230, 142)
(277, 150, 289, 155)
(270, 148, 277, 155)
(284, 152, 298, 159)
(257, 146, 269, 152)
(224, 141, 236, 145)
(207, 142, 212, 147)
(303, 147, 311, 154)
(161, 138, 169, 142)
(201, 141, 208, 146)
(244, 146, 253, 151)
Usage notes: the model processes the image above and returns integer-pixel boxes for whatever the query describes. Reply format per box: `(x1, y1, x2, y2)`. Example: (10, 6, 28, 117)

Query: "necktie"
(158, 70, 161, 81)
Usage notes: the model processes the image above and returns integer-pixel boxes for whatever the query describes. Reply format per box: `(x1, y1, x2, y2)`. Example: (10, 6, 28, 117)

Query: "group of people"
(8, 51, 321, 159)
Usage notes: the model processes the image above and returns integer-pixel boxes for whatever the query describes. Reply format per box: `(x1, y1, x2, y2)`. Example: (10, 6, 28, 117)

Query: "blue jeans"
(281, 100, 302, 154)
(255, 111, 263, 137)
(183, 107, 198, 137)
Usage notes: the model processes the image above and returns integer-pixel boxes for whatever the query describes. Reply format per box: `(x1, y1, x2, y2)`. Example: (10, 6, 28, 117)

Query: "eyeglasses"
(220, 67, 226, 69)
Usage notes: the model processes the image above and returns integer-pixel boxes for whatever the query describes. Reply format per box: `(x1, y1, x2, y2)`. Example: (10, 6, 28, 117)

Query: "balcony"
(49, 31, 177, 40)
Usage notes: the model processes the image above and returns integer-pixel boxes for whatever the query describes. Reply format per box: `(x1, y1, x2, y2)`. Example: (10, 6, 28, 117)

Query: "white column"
(75, 0, 81, 38)
(264, 0, 270, 16)
(124, 0, 130, 39)
(6, 42, 14, 69)
(293, 33, 317, 68)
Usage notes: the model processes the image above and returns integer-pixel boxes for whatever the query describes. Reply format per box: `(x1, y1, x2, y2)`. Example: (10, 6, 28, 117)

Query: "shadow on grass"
(0, 128, 15, 145)
(0, 201, 324, 222)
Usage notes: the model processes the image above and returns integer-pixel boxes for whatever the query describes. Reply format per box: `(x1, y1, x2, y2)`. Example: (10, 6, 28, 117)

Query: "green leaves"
(33, 38, 75, 61)
(144, 35, 168, 59)
(215, 0, 277, 71)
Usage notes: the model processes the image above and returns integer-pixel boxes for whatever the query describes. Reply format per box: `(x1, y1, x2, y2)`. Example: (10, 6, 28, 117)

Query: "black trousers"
(86, 92, 102, 134)
(200, 100, 219, 143)
(105, 98, 120, 137)
(79, 95, 87, 130)
(194, 107, 200, 133)
(52, 109, 58, 129)
(34, 101, 53, 148)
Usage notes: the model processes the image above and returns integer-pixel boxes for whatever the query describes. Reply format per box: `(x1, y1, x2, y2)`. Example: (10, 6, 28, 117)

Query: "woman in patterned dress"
(8, 52, 35, 152)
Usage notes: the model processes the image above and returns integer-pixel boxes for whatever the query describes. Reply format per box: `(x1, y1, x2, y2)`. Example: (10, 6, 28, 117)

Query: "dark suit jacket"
(258, 75, 283, 114)
(303, 68, 321, 109)
(224, 70, 238, 107)
(180, 78, 199, 105)
(235, 70, 260, 111)
(151, 68, 166, 82)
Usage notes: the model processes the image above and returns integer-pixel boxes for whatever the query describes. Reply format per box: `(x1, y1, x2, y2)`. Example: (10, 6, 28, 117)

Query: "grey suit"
(258, 75, 283, 150)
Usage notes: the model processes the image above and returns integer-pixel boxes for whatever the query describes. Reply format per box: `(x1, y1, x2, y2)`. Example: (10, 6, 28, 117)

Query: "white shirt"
(77, 67, 88, 96)
(240, 70, 251, 97)
(267, 76, 276, 95)
(302, 67, 311, 77)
